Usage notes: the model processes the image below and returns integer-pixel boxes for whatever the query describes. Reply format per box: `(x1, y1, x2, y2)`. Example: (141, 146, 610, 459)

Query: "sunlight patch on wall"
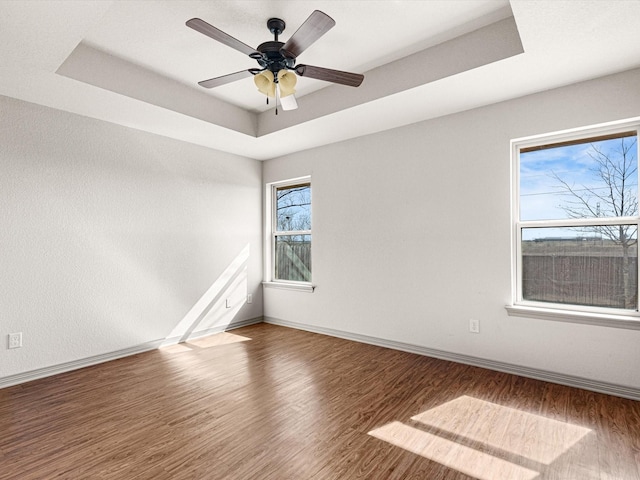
(163, 244, 250, 344)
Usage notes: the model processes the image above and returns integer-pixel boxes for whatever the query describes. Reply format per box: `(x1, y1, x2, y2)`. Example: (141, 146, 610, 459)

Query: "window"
(511, 121, 640, 322)
(265, 177, 312, 290)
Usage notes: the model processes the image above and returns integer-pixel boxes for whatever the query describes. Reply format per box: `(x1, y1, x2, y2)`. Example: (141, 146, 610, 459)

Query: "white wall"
(0, 95, 262, 379)
(263, 67, 640, 390)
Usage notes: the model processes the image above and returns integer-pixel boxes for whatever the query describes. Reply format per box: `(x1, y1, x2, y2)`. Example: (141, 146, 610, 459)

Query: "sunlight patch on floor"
(161, 331, 251, 354)
(188, 332, 251, 348)
(370, 421, 539, 480)
(369, 395, 593, 480)
(411, 395, 591, 465)
(161, 343, 193, 353)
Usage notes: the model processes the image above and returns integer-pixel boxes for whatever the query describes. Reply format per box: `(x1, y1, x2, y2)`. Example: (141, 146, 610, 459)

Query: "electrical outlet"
(247, 294, 253, 304)
(8, 332, 22, 349)
(469, 319, 480, 334)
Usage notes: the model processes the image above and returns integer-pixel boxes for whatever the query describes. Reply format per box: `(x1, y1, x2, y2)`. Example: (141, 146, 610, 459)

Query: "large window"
(266, 178, 312, 287)
(512, 122, 639, 319)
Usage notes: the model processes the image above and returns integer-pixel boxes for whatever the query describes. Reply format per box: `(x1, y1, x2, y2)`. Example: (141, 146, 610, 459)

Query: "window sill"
(262, 281, 315, 293)
(505, 304, 640, 330)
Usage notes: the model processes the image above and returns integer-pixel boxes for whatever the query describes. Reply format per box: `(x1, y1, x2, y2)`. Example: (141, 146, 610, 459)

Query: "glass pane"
(521, 226, 638, 309)
(275, 235, 311, 282)
(276, 184, 311, 232)
(520, 134, 637, 221)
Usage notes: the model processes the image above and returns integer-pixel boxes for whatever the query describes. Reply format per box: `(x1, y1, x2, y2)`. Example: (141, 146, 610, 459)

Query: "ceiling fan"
(186, 10, 364, 113)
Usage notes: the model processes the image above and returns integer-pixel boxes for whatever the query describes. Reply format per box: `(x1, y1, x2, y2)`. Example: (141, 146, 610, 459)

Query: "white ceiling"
(1, 1, 640, 160)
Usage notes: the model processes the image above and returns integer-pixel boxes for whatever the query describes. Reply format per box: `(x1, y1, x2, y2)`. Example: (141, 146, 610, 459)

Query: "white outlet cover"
(8, 332, 23, 349)
(469, 319, 480, 333)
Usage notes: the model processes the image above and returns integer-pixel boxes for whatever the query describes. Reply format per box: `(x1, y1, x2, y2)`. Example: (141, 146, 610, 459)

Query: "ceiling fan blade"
(198, 70, 253, 89)
(186, 18, 259, 57)
(281, 10, 335, 58)
(295, 64, 364, 87)
(280, 93, 298, 111)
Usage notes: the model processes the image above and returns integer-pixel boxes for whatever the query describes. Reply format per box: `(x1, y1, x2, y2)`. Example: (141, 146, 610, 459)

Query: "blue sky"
(519, 135, 638, 240)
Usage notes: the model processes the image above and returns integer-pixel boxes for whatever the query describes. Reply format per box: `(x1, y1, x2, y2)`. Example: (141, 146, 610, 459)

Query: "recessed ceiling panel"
(76, 0, 512, 112)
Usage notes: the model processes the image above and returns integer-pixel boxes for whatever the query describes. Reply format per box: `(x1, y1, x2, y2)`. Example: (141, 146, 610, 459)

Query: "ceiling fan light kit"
(276, 70, 297, 97)
(186, 10, 364, 114)
(254, 70, 276, 97)
(254, 70, 297, 98)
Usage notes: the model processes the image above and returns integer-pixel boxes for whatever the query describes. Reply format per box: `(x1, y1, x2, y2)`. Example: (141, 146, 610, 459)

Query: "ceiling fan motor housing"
(253, 18, 295, 77)
(255, 41, 295, 75)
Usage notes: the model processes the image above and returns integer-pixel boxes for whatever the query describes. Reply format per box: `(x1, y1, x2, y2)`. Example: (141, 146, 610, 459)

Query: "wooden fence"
(275, 237, 639, 308)
(275, 241, 311, 282)
(522, 255, 638, 308)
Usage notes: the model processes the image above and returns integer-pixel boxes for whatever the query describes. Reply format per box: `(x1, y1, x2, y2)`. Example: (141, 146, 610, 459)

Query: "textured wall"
(0, 96, 263, 379)
(263, 68, 640, 389)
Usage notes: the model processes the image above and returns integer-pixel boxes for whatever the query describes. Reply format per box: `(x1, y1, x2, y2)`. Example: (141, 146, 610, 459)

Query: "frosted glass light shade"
(254, 70, 276, 97)
(277, 70, 297, 97)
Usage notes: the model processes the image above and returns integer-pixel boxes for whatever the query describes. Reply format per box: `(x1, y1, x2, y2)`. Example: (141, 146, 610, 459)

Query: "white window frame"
(507, 118, 640, 329)
(263, 176, 314, 292)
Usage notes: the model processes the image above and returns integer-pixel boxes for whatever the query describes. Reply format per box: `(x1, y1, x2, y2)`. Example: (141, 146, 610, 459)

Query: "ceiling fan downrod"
(267, 18, 285, 42)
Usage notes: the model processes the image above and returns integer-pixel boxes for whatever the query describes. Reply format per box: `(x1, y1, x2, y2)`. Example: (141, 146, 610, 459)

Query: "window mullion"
(520, 217, 639, 229)
(274, 230, 312, 236)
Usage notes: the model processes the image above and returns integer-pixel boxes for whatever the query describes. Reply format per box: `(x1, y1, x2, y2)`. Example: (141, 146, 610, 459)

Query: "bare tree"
(276, 185, 311, 232)
(551, 136, 638, 307)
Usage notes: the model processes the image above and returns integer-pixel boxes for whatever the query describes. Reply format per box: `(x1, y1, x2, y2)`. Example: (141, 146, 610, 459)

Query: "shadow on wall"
(162, 244, 251, 346)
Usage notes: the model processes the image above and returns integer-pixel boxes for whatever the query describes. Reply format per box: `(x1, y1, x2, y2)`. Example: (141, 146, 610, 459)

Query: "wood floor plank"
(1, 323, 639, 479)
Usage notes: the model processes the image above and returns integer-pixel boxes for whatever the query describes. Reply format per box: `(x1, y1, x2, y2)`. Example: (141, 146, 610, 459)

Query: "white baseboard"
(6, 315, 637, 401)
(264, 317, 640, 401)
(0, 340, 163, 390)
(0, 317, 263, 390)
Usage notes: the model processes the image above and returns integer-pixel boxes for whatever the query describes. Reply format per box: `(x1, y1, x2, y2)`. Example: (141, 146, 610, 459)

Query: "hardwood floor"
(1, 323, 639, 479)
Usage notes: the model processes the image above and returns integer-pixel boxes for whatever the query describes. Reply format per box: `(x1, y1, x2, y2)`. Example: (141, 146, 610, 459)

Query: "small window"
(269, 179, 312, 284)
(513, 125, 639, 315)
